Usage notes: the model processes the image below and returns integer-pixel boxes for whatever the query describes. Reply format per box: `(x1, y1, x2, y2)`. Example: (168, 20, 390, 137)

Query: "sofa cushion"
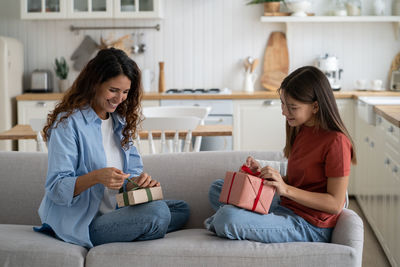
(0, 152, 48, 225)
(0, 224, 87, 267)
(86, 229, 356, 267)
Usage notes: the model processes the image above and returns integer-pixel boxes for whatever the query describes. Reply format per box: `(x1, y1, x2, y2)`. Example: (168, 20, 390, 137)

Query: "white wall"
(0, 0, 399, 92)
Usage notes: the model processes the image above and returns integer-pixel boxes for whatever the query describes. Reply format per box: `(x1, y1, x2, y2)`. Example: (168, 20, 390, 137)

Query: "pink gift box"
(219, 171, 276, 214)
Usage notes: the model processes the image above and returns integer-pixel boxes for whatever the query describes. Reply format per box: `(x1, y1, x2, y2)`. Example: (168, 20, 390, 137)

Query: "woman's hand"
(239, 156, 261, 174)
(133, 172, 160, 188)
(94, 167, 130, 190)
(260, 166, 288, 196)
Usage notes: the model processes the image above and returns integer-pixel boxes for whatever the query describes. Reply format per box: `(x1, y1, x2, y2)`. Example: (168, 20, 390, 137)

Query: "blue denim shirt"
(36, 107, 143, 248)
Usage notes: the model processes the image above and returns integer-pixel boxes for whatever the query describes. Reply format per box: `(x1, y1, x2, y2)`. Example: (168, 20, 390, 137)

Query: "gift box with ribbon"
(116, 178, 163, 208)
(219, 165, 275, 214)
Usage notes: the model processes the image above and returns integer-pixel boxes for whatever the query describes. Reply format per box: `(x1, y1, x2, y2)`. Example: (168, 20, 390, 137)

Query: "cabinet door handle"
(393, 166, 398, 173)
(385, 158, 391, 165)
(370, 141, 374, 148)
(36, 101, 47, 107)
(388, 126, 394, 133)
(364, 137, 369, 142)
(262, 100, 276, 106)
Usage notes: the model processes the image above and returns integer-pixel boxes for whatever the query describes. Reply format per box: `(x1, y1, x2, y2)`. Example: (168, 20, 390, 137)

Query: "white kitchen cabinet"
(336, 99, 356, 194)
(21, 0, 67, 19)
(355, 110, 400, 267)
(141, 99, 159, 108)
(17, 100, 58, 152)
(233, 99, 286, 152)
(21, 0, 163, 19)
(67, 0, 113, 19)
(114, 0, 163, 19)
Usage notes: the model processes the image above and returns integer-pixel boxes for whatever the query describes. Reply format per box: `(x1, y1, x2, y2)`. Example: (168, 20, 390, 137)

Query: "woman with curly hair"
(35, 48, 190, 248)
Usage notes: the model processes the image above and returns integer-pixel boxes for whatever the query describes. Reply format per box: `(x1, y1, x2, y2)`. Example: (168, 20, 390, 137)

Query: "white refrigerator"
(0, 36, 24, 151)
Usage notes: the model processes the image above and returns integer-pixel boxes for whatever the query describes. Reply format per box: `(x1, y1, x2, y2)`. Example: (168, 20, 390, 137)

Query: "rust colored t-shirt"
(280, 125, 352, 228)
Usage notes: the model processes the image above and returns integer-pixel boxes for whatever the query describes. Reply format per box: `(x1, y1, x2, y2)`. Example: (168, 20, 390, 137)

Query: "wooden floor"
(348, 198, 391, 267)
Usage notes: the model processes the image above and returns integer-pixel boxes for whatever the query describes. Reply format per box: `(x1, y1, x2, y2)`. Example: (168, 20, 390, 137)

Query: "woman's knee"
(212, 205, 243, 239)
(138, 201, 171, 232)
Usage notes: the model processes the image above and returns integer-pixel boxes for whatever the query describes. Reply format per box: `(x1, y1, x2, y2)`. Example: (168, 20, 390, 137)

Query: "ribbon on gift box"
(226, 166, 264, 212)
(119, 178, 153, 206)
(240, 164, 261, 176)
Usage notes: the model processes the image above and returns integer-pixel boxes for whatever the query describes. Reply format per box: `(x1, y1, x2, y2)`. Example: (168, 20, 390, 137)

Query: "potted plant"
(247, 0, 284, 14)
(54, 57, 69, 93)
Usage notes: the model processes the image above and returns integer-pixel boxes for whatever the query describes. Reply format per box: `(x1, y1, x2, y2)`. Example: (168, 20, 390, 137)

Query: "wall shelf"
(260, 16, 400, 23)
(260, 16, 400, 40)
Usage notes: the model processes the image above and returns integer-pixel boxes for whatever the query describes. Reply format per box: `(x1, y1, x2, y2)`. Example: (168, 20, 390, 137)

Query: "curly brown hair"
(43, 48, 143, 150)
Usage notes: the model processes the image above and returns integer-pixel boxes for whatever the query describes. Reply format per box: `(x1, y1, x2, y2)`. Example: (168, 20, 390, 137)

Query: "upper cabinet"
(21, 0, 67, 19)
(21, 0, 163, 19)
(67, 0, 113, 19)
(114, 0, 163, 19)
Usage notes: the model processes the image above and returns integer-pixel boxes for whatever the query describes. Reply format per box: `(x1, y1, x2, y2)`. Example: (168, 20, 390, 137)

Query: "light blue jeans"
(205, 179, 332, 243)
(89, 200, 190, 246)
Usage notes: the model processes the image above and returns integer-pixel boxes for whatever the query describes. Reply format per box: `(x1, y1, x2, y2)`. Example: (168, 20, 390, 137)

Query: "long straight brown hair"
(278, 66, 357, 164)
(43, 48, 143, 150)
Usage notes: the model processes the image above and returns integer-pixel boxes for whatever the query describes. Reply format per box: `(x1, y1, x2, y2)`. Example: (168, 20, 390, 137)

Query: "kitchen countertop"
(15, 90, 400, 101)
(0, 124, 233, 140)
(373, 105, 400, 128)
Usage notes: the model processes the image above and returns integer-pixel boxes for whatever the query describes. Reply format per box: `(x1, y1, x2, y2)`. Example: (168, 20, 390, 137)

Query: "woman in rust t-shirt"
(205, 66, 356, 243)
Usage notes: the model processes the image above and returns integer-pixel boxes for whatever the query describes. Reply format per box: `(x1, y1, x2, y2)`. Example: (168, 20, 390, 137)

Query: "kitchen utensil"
(28, 69, 53, 93)
(158, 62, 166, 93)
(70, 35, 98, 71)
(250, 58, 259, 73)
(315, 54, 343, 91)
(261, 32, 289, 91)
(244, 59, 250, 72)
(131, 33, 140, 54)
(138, 33, 147, 53)
(247, 56, 254, 66)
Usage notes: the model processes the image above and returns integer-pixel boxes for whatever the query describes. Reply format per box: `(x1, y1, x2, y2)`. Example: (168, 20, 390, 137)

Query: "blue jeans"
(205, 179, 332, 243)
(89, 200, 190, 246)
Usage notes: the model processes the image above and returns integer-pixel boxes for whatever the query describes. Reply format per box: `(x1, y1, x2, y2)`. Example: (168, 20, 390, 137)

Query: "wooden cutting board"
(261, 32, 289, 91)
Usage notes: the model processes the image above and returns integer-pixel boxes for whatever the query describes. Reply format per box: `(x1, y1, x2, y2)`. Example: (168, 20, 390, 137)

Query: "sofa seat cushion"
(86, 228, 356, 267)
(0, 224, 87, 267)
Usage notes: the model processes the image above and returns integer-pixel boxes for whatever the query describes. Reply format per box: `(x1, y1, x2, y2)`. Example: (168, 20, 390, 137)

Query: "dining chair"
(142, 106, 211, 152)
(137, 116, 201, 154)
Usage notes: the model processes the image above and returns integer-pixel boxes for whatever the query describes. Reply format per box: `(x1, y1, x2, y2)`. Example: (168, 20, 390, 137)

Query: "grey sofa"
(0, 151, 364, 267)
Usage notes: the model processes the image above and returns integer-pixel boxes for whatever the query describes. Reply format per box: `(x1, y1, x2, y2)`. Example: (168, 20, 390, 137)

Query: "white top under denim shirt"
(35, 107, 143, 248)
(99, 115, 124, 215)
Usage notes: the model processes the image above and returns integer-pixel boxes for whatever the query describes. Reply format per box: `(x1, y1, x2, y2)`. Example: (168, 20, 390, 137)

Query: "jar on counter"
(373, 0, 385, 15)
(346, 0, 361, 16)
(332, 0, 347, 16)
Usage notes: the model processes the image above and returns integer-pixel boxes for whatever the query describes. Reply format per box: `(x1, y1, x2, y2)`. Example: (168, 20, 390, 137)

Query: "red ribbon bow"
(241, 165, 261, 177)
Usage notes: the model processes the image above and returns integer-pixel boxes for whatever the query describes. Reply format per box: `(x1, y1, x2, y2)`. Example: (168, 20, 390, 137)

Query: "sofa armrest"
(331, 208, 364, 267)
